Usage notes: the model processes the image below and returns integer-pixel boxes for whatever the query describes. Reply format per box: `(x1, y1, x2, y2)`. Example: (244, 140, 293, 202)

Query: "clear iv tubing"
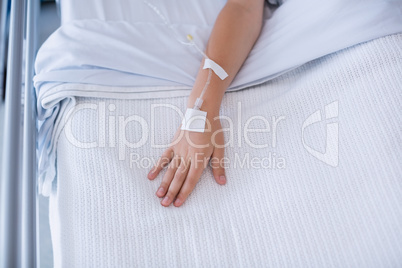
(143, 0, 211, 110)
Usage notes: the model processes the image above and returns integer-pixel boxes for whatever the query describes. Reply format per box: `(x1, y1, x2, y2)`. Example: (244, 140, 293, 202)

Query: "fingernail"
(156, 187, 164, 196)
(174, 198, 182, 207)
(162, 196, 170, 206)
(219, 175, 226, 183)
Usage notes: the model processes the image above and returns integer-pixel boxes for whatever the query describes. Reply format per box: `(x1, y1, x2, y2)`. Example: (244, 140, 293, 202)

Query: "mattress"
(49, 34, 402, 267)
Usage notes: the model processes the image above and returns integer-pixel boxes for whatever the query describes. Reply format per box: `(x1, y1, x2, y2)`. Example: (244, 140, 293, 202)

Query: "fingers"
(148, 148, 173, 180)
(156, 155, 180, 198)
(161, 159, 190, 207)
(211, 146, 226, 185)
(173, 161, 205, 207)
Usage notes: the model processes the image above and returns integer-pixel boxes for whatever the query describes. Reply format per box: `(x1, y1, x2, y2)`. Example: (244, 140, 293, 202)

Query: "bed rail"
(0, 0, 9, 99)
(1, 0, 39, 267)
(21, 0, 39, 266)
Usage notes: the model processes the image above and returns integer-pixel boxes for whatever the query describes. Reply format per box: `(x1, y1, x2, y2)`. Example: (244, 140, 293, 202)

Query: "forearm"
(187, 0, 265, 116)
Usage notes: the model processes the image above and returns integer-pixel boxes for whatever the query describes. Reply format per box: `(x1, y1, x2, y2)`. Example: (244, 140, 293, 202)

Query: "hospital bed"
(1, 0, 402, 267)
(0, 0, 7, 99)
(1, 0, 39, 267)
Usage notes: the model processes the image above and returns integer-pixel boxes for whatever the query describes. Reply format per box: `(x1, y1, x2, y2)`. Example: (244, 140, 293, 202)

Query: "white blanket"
(34, 0, 402, 195)
(49, 34, 402, 267)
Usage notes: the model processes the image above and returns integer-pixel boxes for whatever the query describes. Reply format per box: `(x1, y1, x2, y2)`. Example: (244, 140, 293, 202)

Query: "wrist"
(187, 89, 223, 116)
(186, 97, 220, 118)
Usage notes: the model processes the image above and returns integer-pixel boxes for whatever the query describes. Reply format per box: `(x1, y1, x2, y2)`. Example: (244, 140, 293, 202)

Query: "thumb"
(211, 146, 226, 185)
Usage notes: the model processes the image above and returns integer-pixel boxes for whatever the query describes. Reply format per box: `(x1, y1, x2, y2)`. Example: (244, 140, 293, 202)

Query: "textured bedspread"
(49, 34, 402, 267)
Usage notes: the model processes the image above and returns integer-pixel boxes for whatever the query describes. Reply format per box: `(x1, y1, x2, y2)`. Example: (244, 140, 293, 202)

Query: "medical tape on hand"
(203, 58, 228, 80)
(181, 108, 207, 133)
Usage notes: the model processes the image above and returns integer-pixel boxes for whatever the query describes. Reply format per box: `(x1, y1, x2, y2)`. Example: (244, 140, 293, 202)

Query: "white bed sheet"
(58, 0, 227, 26)
(49, 34, 402, 267)
(58, 0, 287, 25)
(35, 0, 402, 93)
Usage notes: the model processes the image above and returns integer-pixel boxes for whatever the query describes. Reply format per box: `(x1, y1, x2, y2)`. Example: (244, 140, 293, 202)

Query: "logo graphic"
(302, 101, 339, 167)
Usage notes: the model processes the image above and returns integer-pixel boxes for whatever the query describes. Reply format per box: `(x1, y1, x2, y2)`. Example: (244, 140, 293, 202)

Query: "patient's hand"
(147, 115, 226, 207)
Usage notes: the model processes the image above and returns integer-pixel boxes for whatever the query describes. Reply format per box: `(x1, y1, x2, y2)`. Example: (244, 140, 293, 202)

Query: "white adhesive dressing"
(203, 58, 228, 80)
(181, 108, 207, 133)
